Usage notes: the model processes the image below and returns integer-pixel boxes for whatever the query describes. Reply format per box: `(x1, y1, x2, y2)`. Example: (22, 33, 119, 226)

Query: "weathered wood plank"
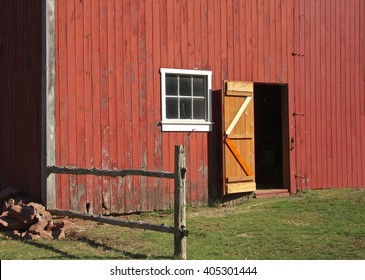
(99, 0, 111, 213)
(58, 1, 70, 210)
(47, 166, 175, 179)
(122, 0, 133, 212)
(145, 0, 155, 211)
(83, 0, 95, 214)
(107, 0, 118, 214)
(91, 0, 102, 213)
(43, 0, 56, 209)
(245, 0, 252, 80)
(75, 0, 86, 213)
(65, 0, 78, 212)
(174, 145, 187, 260)
(49, 209, 174, 234)
(138, 0, 148, 211)
(152, 0, 162, 210)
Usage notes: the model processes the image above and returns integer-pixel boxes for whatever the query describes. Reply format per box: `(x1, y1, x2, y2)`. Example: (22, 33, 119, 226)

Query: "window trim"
(160, 68, 213, 132)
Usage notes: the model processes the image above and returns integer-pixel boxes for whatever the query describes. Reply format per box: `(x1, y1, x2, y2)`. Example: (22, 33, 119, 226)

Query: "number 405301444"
(202, 267, 257, 276)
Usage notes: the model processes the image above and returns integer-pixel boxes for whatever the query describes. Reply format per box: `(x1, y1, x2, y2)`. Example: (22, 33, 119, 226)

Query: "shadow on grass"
(76, 236, 149, 259)
(22, 240, 80, 259)
(19, 236, 173, 260)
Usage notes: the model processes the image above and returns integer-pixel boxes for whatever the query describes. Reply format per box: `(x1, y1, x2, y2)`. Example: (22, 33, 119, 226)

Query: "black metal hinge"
(181, 226, 189, 237)
(293, 112, 305, 117)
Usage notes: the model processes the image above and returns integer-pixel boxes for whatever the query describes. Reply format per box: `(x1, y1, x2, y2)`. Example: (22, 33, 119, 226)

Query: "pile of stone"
(0, 188, 73, 240)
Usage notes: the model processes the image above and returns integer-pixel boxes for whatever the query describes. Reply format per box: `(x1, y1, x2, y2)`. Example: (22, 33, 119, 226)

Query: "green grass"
(0, 188, 364, 260)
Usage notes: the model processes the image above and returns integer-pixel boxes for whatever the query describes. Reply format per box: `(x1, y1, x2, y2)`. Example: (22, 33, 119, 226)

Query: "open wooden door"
(223, 81, 256, 194)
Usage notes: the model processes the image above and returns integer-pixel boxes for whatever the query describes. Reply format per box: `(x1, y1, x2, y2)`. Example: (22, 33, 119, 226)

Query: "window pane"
(166, 75, 178, 96)
(180, 98, 192, 119)
(193, 76, 205, 97)
(180, 75, 191, 96)
(193, 98, 206, 119)
(166, 97, 178, 119)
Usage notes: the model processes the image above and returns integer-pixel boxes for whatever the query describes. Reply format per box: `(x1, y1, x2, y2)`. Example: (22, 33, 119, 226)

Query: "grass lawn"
(0, 188, 364, 260)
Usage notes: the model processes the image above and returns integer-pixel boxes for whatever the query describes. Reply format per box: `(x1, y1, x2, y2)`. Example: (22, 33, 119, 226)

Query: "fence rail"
(49, 209, 174, 233)
(46, 166, 175, 179)
(46, 145, 187, 260)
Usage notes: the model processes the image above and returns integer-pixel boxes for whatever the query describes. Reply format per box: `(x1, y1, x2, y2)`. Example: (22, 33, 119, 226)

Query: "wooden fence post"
(174, 145, 187, 260)
(47, 146, 187, 259)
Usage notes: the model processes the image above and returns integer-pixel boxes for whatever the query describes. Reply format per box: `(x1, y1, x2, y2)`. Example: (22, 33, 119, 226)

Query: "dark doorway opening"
(254, 83, 289, 190)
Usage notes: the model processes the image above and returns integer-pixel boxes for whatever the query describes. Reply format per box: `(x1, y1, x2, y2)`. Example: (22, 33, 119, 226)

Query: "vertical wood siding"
(0, 1, 42, 200)
(55, 0, 294, 213)
(1, 1, 361, 212)
(54, 0, 364, 213)
(293, 0, 365, 190)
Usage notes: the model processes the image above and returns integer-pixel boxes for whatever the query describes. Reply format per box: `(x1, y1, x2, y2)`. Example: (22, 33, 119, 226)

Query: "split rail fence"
(46, 145, 187, 260)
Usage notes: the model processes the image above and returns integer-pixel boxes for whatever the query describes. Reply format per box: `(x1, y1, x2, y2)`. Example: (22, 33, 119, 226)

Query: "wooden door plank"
(225, 96, 252, 135)
(223, 81, 255, 195)
(226, 81, 253, 92)
(226, 181, 256, 194)
(227, 176, 255, 183)
(225, 94, 236, 177)
(227, 134, 253, 139)
(225, 90, 253, 97)
(225, 138, 253, 176)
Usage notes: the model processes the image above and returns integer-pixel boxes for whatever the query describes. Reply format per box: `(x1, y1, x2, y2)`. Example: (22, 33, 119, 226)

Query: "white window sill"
(161, 121, 213, 132)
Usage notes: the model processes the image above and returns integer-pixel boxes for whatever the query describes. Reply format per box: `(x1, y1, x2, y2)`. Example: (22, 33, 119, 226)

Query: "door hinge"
(292, 52, 304, 57)
(293, 112, 305, 117)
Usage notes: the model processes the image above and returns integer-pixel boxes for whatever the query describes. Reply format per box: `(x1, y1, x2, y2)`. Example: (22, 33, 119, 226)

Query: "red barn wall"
(54, 0, 365, 213)
(55, 0, 294, 213)
(0, 1, 42, 200)
(293, 0, 365, 190)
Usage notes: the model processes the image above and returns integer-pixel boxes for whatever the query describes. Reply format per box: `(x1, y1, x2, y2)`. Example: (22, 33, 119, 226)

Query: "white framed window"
(160, 68, 213, 132)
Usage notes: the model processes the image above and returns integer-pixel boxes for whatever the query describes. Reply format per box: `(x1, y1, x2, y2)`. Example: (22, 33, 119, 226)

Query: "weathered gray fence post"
(47, 146, 186, 259)
(174, 145, 187, 260)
